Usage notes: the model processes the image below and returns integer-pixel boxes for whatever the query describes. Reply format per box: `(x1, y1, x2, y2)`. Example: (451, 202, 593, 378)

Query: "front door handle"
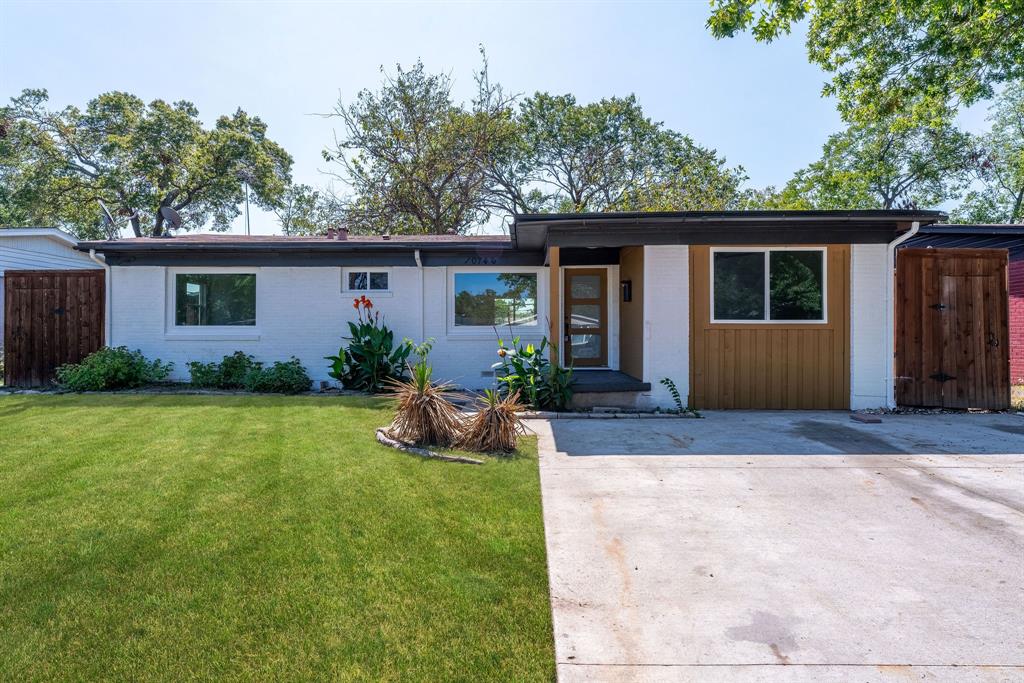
(988, 333, 999, 347)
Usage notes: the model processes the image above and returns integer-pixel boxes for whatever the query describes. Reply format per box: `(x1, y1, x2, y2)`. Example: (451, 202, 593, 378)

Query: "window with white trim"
(174, 273, 256, 326)
(453, 271, 538, 327)
(343, 269, 390, 292)
(711, 248, 826, 322)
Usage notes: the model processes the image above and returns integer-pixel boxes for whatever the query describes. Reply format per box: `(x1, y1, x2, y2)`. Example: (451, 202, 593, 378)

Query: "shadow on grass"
(0, 392, 396, 412)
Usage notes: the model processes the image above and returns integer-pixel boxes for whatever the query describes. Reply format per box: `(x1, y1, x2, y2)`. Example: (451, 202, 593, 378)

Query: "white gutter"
(883, 221, 920, 408)
(89, 249, 113, 346)
(414, 249, 425, 342)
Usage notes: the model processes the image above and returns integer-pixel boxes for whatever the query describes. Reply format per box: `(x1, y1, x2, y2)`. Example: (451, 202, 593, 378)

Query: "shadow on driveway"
(545, 410, 1024, 457)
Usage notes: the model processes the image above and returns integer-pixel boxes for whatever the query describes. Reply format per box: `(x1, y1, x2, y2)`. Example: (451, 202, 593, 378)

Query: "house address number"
(463, 256, 500, 265)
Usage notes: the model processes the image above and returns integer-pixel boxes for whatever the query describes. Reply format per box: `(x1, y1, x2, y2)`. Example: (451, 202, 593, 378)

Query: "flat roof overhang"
(511, 210, 948, 250)
(77, 241, 545, 267)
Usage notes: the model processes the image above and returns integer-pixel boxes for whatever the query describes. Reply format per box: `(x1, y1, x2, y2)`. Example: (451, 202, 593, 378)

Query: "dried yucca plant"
(386, 362, 463, 446)
(458, 389, 528, 454)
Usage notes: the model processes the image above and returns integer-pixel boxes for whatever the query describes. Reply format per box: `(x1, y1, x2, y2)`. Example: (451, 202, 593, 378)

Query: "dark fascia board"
(545, 223, 908, 247)
(916, 224, 1024, 236)
(514, 209, 947, 224)
(559, 247, 621, 266)
(98, 246, 545, 267)
(511, 210, 947, 249)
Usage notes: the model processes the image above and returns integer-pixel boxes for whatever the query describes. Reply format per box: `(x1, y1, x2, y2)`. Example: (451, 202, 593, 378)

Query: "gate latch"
(928, 303, 947, 311)
(52, 307, 65, 316)
(929, 372, 956, 383)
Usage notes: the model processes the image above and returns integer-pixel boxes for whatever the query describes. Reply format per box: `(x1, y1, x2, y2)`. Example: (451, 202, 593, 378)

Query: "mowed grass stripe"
(0, 395, 554, 682)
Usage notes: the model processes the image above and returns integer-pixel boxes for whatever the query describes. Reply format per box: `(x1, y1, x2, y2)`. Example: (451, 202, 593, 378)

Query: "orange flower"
(352, 299, 359, 309)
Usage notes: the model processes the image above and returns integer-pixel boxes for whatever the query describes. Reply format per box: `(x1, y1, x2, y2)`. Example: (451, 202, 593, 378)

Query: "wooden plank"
(900, 249, 1010, 409)
(2, 269, 105, 387)
(690, 245, 851, 409)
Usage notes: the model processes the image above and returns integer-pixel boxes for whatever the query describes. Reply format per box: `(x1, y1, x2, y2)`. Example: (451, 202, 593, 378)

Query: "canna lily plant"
(326, 296, 412, 392)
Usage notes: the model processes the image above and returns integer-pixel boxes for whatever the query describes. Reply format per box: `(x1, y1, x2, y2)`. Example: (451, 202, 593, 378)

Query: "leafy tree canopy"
(0, 89, 292, 238)
(953, 82, 1024, 223)
(324, 54, 516, 235)
(273, 183, 346, 235)
(767, 119, 973, 209)
(707, 0, 1024, 126)
(487, 92, 755, 214)
(328, 57, 759, 234)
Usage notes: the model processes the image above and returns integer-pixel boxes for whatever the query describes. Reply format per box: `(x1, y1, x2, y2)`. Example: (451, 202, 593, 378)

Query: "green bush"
(188, 351, 262, 389)
(492, 336, 573, 411)
(326, 296, 411, 393)
(55, 346, 173, 391)
(189, 352, 311, 394)
(244, 357, 311, 394)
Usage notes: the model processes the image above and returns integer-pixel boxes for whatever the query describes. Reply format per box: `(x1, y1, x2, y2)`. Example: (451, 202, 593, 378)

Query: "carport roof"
(901, 224, 1024, 257)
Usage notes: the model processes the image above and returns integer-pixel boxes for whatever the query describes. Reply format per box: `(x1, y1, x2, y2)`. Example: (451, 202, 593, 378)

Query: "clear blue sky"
(0, 1, 989, 235)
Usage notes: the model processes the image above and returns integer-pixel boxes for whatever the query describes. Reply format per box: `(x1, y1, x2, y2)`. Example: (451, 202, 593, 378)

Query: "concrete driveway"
(533, 412, 1024, 682)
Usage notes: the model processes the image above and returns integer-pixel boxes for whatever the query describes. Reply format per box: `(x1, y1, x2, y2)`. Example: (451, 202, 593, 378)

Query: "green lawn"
(0, 395, 554, 682)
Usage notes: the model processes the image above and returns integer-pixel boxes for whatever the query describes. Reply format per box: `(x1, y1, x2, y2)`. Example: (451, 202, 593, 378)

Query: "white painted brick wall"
(110, 265, 545, 389)
(640, 245, 689, 409)
(850, 243, 889, 409)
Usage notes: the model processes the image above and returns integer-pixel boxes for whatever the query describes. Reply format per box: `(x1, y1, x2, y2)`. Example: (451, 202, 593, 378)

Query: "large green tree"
(486, 93, 755, 214)
(0, 89, 292, 238)
(273, 183, 346, 236)
(768, 119, 973, 209)
(707, 0, 1024, 126)
(324, 55, 516, 235)
(954, 82, 1024, 223)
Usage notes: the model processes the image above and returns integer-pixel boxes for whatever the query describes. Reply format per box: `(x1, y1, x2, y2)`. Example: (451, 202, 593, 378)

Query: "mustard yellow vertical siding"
(618, 246, 644, 379)
(689, 245, 851, 409)
(548, 246, 560, 363)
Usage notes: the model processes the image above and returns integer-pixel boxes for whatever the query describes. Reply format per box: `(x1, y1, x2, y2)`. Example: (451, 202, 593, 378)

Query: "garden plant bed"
(0, 394, 554, 681)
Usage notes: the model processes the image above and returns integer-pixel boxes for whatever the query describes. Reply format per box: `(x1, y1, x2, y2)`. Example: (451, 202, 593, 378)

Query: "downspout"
(89, 249, 113, 346)
(414, 249, 425, 342)
(883, 221, 920, 408)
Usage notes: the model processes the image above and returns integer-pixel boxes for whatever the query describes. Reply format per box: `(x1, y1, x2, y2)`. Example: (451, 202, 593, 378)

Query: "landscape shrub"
(188, 351, 261, 389)
(492, 335, 573, 411)
(327, 296, 411, 392)
(386, 339, 462, 446)
(457, 389, 527, 453)
(189, 352, 311, 394)
(55, 346, 173, 391)
(244, 357, 312, 394)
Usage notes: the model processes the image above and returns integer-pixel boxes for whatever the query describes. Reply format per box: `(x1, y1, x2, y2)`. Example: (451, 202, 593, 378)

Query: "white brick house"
(77, 210, 945, 409)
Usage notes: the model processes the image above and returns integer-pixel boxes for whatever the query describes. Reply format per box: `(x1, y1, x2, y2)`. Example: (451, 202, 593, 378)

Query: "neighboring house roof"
(0, 227, 81, 247)
(1, 227, 101, 273)
(76, 210, 950, 266)
(901, 224, 1024, 257)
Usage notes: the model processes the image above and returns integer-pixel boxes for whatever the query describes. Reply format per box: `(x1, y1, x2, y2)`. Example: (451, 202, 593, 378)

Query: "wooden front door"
(896, 249, 1009, 409)
(563, 268, 608, 367)
(3, 270, 105, 387)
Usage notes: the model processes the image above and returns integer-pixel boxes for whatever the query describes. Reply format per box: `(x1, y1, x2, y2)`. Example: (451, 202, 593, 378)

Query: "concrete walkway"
(532, 411, 1024, 682)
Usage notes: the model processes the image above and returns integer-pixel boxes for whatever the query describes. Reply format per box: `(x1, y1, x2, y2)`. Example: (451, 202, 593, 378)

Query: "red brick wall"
(1010, 255, 1024, 385)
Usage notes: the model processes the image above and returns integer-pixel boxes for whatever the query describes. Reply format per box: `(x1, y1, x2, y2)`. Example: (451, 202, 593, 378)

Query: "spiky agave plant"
(386, 361, 463, 446)
(458, 389, 528, 454)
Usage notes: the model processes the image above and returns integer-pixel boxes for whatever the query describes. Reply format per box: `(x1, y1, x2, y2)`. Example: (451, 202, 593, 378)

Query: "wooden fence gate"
(3, 270, 105, 387)
(896, 249, 1009, 409)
